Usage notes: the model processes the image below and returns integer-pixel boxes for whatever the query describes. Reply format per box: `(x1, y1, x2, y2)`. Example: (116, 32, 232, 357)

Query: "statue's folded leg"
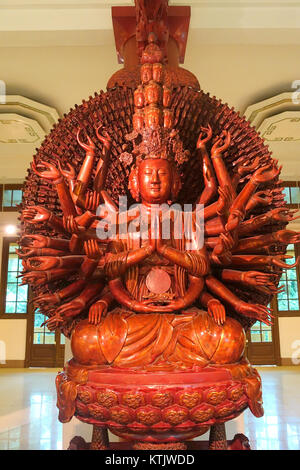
(71, 308, 246, 368)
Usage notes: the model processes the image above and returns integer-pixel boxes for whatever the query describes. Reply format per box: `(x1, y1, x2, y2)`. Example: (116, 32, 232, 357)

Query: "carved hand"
(20, 234, 49, 248)
(241, 271, 274, 287)
(58, 161, 76, 181)
(34, 293, 60, 308)
(56, 299, 85, 319)
(23, 206, 51, 224)
(207, 299, 226, 326)
(32, 159, 61, 183)
(24, 257, 60, 271)
(269, 207, 299, 223)
(63, 215, 83, 234)
(211, 131, 231, 156)
(237, 302, 274, 326)
(41, 314, 64, 331)
(217, 186, 233, 217)
(252, 164, 281, 185)
(196, 124, 212, 149)
(84, 239, 103, 260)
(20, 271, 47, 286)
(274, 230, 300, 245)
(88, 300, 108, 325)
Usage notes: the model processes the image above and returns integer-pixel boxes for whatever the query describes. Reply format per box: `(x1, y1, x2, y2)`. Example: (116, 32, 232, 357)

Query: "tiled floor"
(0, 366, 299, 450)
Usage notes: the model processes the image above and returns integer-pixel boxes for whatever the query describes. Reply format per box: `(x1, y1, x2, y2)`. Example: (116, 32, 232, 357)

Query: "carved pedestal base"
(132, 442, 187, 450)
(90, 426, 109, 450)
(209, 424, 227, 450)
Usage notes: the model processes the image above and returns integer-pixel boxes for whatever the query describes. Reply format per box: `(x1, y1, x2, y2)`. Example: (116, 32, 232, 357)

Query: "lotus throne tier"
(19, 0, 300, 451)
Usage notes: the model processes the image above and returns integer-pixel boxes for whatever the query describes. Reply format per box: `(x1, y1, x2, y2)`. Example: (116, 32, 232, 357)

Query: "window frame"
(275, 243, 300, 317)
(0, 237, 28, 319)
(282, 181, 300, 209)
(1, 184, 23, 212)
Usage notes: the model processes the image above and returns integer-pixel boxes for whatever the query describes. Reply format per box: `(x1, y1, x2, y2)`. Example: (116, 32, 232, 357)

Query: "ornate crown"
(119, 33, 190, 167)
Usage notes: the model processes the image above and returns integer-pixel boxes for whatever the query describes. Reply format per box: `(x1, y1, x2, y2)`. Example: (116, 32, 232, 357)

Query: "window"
(282, 182, 300, 208)
(33, 309, 55, 345)
(277, 244, 300, 313)
(0, 184, 23, 211)
(250, 321, 272, 343)
(0, 239, 28, 318)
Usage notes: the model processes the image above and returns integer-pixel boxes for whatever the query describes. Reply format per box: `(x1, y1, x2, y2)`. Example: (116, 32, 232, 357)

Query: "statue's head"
(121, 34, 189, 205)
(129, 157, 181, 204)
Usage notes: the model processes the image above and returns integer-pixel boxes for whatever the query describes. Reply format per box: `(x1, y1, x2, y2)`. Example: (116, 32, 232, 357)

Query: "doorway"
(246, 298, 281, 365)
(25, 298, 65, 368)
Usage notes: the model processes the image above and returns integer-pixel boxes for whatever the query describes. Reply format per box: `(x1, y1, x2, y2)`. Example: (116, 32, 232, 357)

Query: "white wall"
(0, 212, 27, 364)
(278, 317, 300, 363)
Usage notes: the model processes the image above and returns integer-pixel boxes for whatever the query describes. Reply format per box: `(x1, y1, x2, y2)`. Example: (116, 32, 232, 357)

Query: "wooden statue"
(19, 0, 299, 450)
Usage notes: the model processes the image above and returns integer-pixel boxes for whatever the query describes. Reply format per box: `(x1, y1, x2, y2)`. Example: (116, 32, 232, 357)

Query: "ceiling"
(1, 1, 300, 47)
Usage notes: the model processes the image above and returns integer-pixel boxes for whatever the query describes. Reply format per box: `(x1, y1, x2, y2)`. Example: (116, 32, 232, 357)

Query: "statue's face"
(138, 158, 172, 204)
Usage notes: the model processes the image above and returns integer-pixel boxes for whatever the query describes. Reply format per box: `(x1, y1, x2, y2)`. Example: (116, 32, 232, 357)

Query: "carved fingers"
(20, 235, 46, 248)
(34, 293, 60, 309)
(23, 257, 59, 271)
(207, 299, 226, 326)
(274, 230, 300, 245)
(58, 161, 76, 181)
(252, 163, 281, 185)
(196, 124, 212, 149)
(63, 215, 81, 234)
(241, 271, 274, 287)
(269, 207, 299, 223)
(20, 271, 47, 286)
(88, 300, 108, 325)
(22, 206, 51, 224)
(96, 125, 112, 150)
(217, 185, 233, 217)
(84, 239, 102, 260)
(56, 299, 84, 318)
(271, 255, 300, 269)
(32, 159, 61, 182)
(41, 314, 64, 331)
(77, 128, 96, 153)
(237, 302, 274, 326)
(211, 131, 231, 156)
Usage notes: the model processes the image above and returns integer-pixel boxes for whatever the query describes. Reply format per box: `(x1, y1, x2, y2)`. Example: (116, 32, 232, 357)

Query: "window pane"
(251, 331, 261, 342)
(5, 302, 16, 313)
(9, 244, 17, 254)
(289, 300, 299, 311)
(287, 269, 297, 280)
(7, 272, 18, 283)
(6, 284, 17, 301)
(34, 332, 43, 344)
(16, 302, 27, 313)
(290, 187, 300, 204)
(8, 256, 18, 271)
(288, 281, 298, 299)
(33, 310, 56, 345)
(12, 190, 22, 206)
(4, 242, 28, 315)
(17, 285, 28, 301)
(60, 334, 66, 345)
(278, 299, 289, 311)
(283, 187, 291, 204)
(3, 190, 12, 207)
(34, 311, 45, 328)
(262, 330, 272, 342)
(44, 333, 55, 345)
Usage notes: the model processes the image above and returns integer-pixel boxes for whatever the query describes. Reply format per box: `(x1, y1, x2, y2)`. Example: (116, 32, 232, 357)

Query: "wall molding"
(280, 357, 300, 366)
(0, 360, 25, 368)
